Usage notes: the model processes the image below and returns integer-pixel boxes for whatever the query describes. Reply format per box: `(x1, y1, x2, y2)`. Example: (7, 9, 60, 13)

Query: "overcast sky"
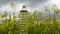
(0, 0, 60, 14)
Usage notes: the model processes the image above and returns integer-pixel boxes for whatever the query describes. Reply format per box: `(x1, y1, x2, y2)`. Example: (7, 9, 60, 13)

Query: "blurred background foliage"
(0, 3, 60, 34)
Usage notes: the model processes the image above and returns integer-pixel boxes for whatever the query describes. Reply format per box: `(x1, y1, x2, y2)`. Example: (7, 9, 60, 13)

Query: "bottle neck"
(22, 8, 27, 10)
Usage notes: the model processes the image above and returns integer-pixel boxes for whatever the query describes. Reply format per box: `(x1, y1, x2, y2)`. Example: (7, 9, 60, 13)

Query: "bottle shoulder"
(20, 10, 28, 13)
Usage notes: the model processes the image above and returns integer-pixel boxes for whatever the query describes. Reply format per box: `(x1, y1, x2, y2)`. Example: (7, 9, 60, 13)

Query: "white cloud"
(0, 0, 60, 14)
